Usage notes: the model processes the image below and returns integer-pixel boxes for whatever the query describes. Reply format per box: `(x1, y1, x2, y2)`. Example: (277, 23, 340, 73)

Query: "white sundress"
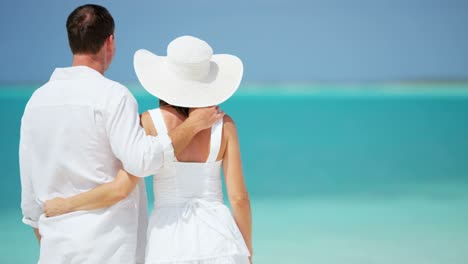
(145, 108, 250, 264)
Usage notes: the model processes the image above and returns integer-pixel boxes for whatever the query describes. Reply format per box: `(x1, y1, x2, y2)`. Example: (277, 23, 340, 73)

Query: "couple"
(19, 4, 252, 264)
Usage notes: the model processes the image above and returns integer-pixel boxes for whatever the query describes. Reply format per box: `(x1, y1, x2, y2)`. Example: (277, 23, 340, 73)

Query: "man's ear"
(106, 34, 115, 51)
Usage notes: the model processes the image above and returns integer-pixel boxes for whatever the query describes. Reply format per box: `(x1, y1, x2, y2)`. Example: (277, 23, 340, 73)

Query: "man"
(19, 4, 223, 264)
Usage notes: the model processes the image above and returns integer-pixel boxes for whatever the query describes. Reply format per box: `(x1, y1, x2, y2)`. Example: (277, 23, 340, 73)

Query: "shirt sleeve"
(106, 89, 175, 177)
(19, 118, 42, 228)
(135, 180, 148, 264)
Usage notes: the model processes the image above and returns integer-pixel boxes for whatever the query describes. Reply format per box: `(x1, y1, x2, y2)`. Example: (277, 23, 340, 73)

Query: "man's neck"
(72, 54, 106, 75)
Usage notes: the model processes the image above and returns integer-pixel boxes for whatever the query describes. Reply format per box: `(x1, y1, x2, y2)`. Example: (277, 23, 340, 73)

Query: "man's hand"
(168, 106, 224, 156)
(44, 197, 71, 217)
(187, 106, 225, 133)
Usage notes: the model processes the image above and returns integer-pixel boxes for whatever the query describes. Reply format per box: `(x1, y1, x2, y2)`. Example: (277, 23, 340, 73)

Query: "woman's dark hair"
(159, 100, 190, 117)
(66, 4, 115, 54)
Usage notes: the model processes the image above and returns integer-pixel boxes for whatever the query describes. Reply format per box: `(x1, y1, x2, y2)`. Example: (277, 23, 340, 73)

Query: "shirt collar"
(50, 66, 103, 81)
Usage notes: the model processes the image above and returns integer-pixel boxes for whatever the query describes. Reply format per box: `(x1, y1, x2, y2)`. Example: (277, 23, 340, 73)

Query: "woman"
(44, 36, 253, 263)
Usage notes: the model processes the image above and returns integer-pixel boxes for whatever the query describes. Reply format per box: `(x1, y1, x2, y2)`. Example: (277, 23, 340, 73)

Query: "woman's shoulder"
(140, 111, 152, 124)
(140, 107, 159, 118)
(140, 110, 157, 136)
(223, 114, 235, 127)
(222, 114, 238, 139)
(141, 106, 175, 121)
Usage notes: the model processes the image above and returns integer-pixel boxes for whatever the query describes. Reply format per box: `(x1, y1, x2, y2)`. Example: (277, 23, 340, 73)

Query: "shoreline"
(2, 83, 468, 99)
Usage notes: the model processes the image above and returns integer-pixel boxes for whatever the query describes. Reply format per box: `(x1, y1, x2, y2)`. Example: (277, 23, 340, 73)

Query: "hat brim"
(134, 49, 243, 108)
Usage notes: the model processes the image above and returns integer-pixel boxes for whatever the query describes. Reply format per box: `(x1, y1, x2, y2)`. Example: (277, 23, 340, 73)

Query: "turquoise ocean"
(1, 84, 468, 263)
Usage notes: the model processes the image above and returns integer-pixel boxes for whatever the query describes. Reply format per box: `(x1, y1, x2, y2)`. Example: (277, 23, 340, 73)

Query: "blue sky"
(1, 0, 467, 83)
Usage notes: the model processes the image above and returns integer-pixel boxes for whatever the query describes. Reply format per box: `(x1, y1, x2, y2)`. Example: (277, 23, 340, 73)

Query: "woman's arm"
(222, 116, 253, 258)
(44, 169, 139, 217)
(43, 113, 159, 217)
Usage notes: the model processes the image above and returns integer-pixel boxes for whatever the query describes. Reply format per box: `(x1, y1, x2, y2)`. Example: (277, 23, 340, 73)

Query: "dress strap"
(148, 108, 175, 162)
(148, 108, 168, 135)
(206, 118, 223, 162)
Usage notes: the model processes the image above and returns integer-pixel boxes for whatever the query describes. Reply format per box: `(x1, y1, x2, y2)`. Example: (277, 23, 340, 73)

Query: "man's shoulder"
(94, 78, 139, 113)
(99, 77, 134, 100)
(24, 81, 52, 107)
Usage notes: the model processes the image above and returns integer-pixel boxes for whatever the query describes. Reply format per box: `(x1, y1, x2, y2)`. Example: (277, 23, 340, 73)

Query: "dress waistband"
(154, 196, 223, 208)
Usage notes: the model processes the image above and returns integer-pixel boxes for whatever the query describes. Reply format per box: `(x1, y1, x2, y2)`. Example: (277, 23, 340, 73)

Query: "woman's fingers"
(43, 197, 68, 217)
(43, 202, 52, 217)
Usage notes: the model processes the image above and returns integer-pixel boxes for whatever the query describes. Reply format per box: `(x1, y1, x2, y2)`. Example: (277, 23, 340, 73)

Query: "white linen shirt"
(19, 66, 173, 264)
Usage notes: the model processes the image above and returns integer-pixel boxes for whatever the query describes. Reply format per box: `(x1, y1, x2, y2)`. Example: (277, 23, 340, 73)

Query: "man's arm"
(19, 117, 43, 237)
(106, 88, 223, 177)
(169, 106, 225, 156)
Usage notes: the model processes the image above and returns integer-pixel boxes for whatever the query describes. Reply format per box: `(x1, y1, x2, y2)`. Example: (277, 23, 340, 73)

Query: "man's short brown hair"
(66, 4, 115, 55)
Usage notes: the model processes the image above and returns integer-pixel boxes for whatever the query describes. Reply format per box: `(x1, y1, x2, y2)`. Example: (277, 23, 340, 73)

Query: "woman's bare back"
(141, 105, 227, 163)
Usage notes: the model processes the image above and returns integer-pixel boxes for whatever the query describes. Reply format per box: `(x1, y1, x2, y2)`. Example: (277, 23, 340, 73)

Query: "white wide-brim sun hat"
(134, 35, 243, 108)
